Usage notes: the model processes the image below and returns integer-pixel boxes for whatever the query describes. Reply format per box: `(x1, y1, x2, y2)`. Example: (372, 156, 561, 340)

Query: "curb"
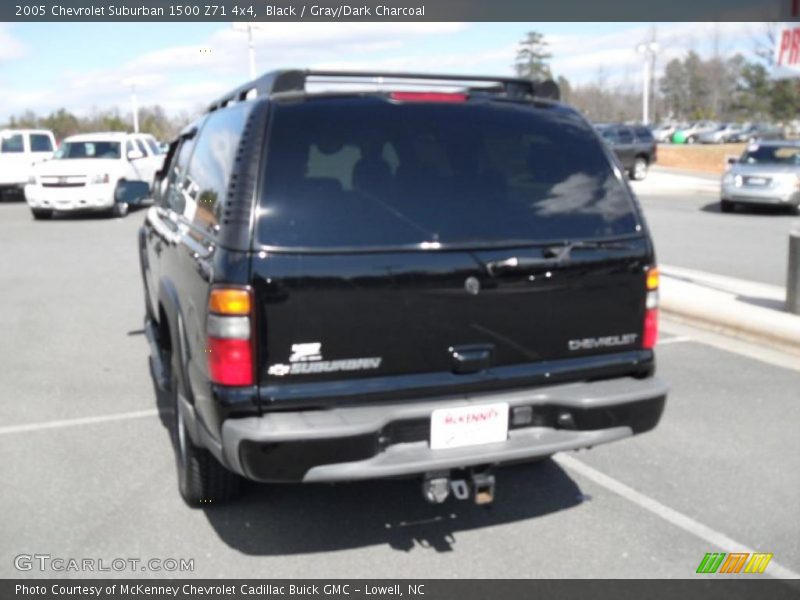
(659, 266, 800, 357)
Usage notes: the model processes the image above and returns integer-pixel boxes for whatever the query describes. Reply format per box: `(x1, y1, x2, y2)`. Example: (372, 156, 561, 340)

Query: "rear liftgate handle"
(449, 344, 494, 375)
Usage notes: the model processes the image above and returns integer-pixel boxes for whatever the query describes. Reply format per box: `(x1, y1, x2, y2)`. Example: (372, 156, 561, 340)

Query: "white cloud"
(0, 24, 26, 62)
(2, 21, 770, 121)
(3, 22, 471, 119)
(548, 22, 759, 86)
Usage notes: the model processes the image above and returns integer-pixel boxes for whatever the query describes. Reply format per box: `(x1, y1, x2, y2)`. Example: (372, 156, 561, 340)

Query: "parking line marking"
(555, 454, 800, 580)
(657, 336, 693, 345)
(0, 409, 160, 436)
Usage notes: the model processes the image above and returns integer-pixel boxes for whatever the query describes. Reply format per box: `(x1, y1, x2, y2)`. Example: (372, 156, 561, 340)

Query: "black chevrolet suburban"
(139, 70, 667, 506)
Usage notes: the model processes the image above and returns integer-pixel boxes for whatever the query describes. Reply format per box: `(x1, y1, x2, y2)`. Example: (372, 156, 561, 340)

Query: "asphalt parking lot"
(0, 198, 798, 580)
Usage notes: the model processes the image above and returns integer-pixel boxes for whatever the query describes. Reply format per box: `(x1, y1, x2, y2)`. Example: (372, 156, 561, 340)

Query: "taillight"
(389, 92, 468, 103)
(643, 267, 659, 349)
(207, 287, 254, 386)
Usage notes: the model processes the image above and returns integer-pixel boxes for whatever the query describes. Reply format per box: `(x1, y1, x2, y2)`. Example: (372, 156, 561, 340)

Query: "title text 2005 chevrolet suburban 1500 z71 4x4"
(139, 70, 668, 506)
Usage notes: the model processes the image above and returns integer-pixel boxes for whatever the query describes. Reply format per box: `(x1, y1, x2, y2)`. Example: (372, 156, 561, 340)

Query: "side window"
(145, 138, 161, 155)
(165, 137, 198, 215)
(600, 128, 617, 144)
(617, 127, 634, 144)
(125, 140, 135, 157)
(1, 133, 25, 153)
(30, 134, 54, 153)
(135, 139, 148, 155)
(184, 103, 252, 234)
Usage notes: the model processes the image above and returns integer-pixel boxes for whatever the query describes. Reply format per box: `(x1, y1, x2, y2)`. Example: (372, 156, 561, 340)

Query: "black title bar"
(5, 580, 800, 600)
(4, 0, 800, 22)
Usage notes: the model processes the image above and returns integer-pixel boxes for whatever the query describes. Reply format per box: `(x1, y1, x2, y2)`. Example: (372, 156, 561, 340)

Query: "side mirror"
(127, 149, 145, 161)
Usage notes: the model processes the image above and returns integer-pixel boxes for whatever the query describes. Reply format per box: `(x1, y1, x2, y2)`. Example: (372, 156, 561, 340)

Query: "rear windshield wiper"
(483, 239, 635, 276)
(542, 239, 634, 261)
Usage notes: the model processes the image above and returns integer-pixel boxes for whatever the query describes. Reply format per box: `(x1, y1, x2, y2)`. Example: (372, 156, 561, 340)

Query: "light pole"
(122, 79, 140, 133)
(636, 41, 659, 125)
(232, 23, 261, 80)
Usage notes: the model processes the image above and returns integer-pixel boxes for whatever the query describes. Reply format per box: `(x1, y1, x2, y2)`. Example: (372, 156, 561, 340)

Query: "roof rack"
(206, 70, 560, 113)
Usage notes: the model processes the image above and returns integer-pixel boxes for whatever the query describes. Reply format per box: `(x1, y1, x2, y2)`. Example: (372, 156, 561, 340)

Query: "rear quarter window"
(634, 127, 654, 142)
(184, 103, 253, 233)
(257, 98, 640, 250)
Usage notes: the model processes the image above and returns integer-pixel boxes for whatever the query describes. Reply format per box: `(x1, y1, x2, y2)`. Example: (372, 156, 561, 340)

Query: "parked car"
(698, 123, 743, 144)
(729, 123, 784, 144)
(596, 123, 657, 180)
(720, 141, 800, 213)
(651, 122, 679, 143)
(24, 132, 163, 220)
(672, 121, 719, 144)
(140, 70, 667, 506)
(0, 129, 56, 199)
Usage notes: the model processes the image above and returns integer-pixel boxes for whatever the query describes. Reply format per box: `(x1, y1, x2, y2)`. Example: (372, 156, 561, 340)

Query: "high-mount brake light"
(389, 92, 468, 103)
(643, 267, 659, 349)
(207, 287, 254, 386)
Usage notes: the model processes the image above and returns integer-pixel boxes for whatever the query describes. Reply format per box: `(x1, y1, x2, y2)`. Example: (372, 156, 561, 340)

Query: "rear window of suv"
(257, 97, 639, 250)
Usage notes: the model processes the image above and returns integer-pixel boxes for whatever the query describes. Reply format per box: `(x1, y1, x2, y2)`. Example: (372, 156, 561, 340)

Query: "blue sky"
(0, 22, 767, 120)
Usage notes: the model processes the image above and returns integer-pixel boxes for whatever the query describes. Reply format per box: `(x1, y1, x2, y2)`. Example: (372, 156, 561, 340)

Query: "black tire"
(720, 199, 735, 213)
(168, 332, 241, 507)
(631, 157, 648, 181)
(31, 208, 53, 220)
(111, 201, 129, 219)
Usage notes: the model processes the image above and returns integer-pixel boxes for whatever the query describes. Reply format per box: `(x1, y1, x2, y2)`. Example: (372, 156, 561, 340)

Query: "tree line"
(514, 28, 800, 124)
(2, 106, 192, 142)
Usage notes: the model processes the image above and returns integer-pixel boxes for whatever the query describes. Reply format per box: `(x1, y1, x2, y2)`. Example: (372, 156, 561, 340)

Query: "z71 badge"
(268, 343, 382, 377)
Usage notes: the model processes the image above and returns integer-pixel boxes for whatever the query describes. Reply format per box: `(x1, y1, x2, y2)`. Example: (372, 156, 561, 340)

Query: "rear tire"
(169, 336, 241, 507)
(720, 199, 735, 213)
(31, 208, 53, 220)
(687, 136, 696, 144)
(111, 201, 129, 219)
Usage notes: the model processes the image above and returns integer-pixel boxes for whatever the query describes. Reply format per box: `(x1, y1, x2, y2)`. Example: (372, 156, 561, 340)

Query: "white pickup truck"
(25, 132, 164, 219)
(0, 129, 56, 199)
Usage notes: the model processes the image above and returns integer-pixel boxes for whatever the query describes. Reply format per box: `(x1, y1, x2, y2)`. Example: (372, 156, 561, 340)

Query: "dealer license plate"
(430, 402, 509, 450)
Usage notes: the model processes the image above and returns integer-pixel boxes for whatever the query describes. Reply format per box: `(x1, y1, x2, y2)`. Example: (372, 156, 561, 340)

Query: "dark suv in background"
(139, 70, 667, 506)
(596, 124, 657, 181)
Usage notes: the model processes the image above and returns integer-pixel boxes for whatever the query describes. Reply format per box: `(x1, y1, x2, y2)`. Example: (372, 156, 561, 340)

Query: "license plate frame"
(430, 402, 509, 450)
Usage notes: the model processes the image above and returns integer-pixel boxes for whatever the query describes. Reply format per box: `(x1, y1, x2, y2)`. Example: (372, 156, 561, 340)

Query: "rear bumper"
(220, 376, 668, 483)
(721, 185, 800, 206)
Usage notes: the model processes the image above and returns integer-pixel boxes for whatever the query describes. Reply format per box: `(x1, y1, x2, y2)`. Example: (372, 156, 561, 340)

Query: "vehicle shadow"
(202, 459, 585, 555)
(700, 201, 797, 217)
(0, 189, 26, 202)
(146, 356, 586, 555)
